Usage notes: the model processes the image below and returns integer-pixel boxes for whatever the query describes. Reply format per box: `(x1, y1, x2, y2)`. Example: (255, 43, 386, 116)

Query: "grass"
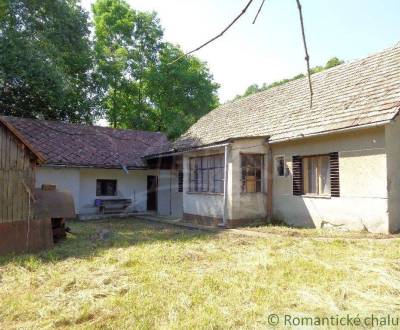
(1, 218, 400, 329)
(242, 221, 400, 239)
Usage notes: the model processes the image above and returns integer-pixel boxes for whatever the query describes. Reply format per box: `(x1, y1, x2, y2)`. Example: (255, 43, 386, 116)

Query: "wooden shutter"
(292, 156, 303, 196)
(178, 170, 183, 192)
(330, 152, 340, 197)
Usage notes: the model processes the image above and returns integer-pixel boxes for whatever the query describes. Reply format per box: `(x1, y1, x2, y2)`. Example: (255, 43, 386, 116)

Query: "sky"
(81, 0, 400, 103)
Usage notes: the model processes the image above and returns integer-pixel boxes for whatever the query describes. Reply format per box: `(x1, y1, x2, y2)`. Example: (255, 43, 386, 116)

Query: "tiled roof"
(0, 116, 170, 168)
(175, 44, 400, 149)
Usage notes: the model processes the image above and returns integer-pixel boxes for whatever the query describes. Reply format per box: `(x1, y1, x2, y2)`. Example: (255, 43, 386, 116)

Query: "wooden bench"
(94, 199, 132, 214)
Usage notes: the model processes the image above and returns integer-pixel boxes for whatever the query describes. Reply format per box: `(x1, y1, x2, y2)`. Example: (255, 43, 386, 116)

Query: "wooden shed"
(0, 117, 53, 255)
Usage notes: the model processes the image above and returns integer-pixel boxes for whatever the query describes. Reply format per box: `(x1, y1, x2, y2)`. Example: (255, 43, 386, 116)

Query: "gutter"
(144, 142, 231, 159)
(269, 120, 392, 144)
(41, 164, 148, 170)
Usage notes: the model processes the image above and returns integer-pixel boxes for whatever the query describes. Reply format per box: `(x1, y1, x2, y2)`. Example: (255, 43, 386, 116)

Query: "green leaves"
(93, 0, 163, 129)
(93, 0, 219, 138)
(233, 57, 345, 101)
(0, 0, 100, 123)
(146, 43, 219, 139)
(1, 0, 219, 137)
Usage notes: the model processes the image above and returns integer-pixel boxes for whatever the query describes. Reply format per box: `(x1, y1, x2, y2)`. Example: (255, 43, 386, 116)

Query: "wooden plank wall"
(0, 124, 35, 224)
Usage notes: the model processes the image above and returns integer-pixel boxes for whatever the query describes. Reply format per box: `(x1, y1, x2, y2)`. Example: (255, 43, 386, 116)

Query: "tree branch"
(169, 0, 255, 65)
(296, 0, 313, 107)
(252, 0, 266, 24)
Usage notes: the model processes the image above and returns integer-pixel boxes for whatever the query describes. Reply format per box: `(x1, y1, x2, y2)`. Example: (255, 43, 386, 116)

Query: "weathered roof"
(0, 117, 45, 163)
(175, 44, 400, 149)
(0, 116, 170, 168)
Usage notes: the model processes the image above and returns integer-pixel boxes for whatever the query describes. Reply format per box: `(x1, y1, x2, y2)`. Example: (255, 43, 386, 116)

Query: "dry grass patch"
(243, 221, 400, 239)
(0, 218, 399, 329)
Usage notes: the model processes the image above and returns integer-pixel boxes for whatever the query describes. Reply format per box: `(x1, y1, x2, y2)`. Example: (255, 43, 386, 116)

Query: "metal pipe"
(266, 144, 273, 219)
(145, 142, 231, 159)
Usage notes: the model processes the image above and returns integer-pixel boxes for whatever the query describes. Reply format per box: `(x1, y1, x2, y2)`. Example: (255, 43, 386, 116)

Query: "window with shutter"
(292, 153, 340, 197)
(178, 170, 183, 192)
(292, 156, 303, 195)
(330, 152, 340, 197)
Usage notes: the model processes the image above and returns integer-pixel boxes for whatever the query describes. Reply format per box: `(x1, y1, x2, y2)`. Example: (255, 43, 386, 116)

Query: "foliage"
(0, 0, 100, 123)
(232, 57, 344, 101)
(146, 43, 219, 139)
(92, 0, 163, 129)
(93, 0, 219, 137)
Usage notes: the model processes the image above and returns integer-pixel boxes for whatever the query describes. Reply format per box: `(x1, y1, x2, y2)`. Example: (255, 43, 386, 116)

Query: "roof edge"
(145, 135, 270, 159)
(0, 117, 46, 163)
(268, 119, 393, 144)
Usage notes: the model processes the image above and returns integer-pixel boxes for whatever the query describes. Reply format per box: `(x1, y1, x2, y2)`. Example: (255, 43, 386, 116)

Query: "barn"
(0, 117, 53, 254)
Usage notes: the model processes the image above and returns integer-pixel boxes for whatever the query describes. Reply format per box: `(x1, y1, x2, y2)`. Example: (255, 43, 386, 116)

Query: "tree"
(146, 43, 219, 138)
(93, 0, 219, 138)
(232, 57, 344, 101)
(325, 57, 344, 69)
(0, 0, 99, 123)
(92, 0, 163, 129)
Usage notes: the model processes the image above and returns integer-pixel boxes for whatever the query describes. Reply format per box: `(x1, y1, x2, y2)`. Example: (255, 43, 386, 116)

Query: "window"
(189, 154, 224, 193)
(303, 155, 330, 195)
(275, 156, 285, 177)
(241, 154, 264, 193)
(178, 170, 183, 192)
(96, 179, 117, 196)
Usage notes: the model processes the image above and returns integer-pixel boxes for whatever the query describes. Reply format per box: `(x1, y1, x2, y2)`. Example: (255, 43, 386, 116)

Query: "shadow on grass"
(0, 218, 216, 267)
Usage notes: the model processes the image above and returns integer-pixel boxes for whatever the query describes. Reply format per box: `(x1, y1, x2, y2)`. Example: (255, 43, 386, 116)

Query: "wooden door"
(147, 176, 158, 211)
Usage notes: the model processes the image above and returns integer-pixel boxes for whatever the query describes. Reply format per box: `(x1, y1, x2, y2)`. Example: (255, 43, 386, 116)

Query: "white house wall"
(35, 167, 81, 213)
(36, 167, 181, 217)
(78, 168, 156, 215)
(385, 115, 400, 233)
(182, 139, 269, 223)
(271, 126, 389, 233)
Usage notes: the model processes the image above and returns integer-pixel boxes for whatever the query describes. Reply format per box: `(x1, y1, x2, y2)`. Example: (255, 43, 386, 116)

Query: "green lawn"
(1, 219, 400, 329)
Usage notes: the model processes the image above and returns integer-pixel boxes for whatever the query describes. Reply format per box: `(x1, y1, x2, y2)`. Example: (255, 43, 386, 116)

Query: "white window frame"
(240, 153, 265, 193)
(302, 155, 331, 197)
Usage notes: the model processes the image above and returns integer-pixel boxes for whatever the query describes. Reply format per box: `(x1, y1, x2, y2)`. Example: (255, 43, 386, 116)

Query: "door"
(147, 176, 158, 211)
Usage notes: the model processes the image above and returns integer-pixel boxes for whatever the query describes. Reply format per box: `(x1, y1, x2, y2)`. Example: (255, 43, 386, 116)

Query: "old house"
(2, 44, 400, 234)
(0, 117, 182, 219)
(147, 44, 400, 233)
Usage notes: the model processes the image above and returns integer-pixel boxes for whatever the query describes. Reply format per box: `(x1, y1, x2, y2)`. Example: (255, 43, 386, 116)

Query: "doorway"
(147, 176, 158, 212)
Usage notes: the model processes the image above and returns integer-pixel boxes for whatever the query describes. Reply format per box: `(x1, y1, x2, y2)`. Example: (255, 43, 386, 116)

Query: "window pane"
(254, 155, 262, 168)
(215, 180, 224, 193)
(202, 169, 208, 192)
(320, 156, 330, 195)
(303, 155, 331, 195)
(207, 156, 214, 169)
(308, 157, 318, 194)
(276, 156, 284, 176)
(256, 180, 262, 193)
(209, 168, 215, 192)
(241, 154, 264, 193)
(246, 176, 257, 193)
